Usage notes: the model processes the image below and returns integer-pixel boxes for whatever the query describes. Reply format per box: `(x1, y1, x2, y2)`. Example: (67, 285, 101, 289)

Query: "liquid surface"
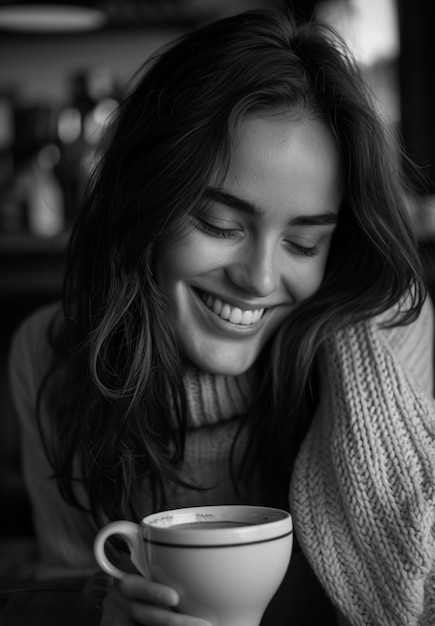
(170, 521, 255, 529)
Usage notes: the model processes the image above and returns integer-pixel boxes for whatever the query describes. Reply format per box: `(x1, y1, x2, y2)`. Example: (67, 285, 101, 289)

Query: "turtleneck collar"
(182, 364, 258, 427)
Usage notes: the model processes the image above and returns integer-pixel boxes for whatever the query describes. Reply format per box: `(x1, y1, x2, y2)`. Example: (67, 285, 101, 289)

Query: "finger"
(121, 574, 179, 607)
(109, 580, 133, 612)
(131, 601, 211, 626)
(101, 585, 135, 626)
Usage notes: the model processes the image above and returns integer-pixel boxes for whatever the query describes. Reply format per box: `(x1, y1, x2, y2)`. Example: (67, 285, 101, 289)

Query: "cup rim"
(141, 505, 293, 547)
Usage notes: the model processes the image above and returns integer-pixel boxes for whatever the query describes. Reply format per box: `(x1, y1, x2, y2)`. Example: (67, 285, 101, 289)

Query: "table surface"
(0, 577, 102, 626)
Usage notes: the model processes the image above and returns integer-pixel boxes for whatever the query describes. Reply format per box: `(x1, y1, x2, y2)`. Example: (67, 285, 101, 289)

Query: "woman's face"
(155, 115, 344, 375)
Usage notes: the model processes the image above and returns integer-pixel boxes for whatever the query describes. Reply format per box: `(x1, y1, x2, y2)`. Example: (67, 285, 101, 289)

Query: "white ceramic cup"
(94, 504, 293, 626)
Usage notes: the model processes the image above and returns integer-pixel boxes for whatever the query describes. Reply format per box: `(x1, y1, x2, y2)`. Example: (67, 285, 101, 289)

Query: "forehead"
(222, 115, 344, 220)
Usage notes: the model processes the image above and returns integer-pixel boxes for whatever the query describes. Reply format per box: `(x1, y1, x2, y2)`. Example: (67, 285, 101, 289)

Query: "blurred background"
(0, 0, 434, 566)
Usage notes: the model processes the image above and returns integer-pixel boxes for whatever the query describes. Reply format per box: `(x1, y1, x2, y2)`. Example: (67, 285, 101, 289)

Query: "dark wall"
(398, 0, 435, 193)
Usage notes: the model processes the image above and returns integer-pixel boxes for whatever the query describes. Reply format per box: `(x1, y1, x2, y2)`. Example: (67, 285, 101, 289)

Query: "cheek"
(289, 257, 329, 301)
(156, 228, 227, 289)
(155, 241, 197, 288)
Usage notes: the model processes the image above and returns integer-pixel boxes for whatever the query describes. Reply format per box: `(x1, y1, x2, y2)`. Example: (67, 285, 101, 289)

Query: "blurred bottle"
(0, 91, 27, 235)
(10, 103, 66, 238)
(74, 66, 119, 174)
(56, 66, 120, 225)
(0, 93, 14, 191)
(27, 143, 65, 237)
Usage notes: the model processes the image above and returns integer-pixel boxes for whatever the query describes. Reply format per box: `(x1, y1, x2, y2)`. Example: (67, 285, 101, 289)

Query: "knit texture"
(290, 300, 435, 626)
(182, 364, 257, 426)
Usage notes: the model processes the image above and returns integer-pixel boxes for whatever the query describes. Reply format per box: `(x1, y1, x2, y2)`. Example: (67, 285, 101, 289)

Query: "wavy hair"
(39, 8, 426, 522)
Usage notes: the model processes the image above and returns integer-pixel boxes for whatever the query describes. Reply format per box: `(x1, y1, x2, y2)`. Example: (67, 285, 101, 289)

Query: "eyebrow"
(204, 187, 338, 227)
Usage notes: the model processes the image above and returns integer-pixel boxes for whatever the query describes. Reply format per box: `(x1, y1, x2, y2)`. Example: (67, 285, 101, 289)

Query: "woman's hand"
(100, 574, 212, 626)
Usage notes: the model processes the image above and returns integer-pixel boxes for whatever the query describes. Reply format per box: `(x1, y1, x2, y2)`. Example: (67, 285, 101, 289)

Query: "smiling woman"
(7, 6, 435, 626)
(156, 116, 342, 375)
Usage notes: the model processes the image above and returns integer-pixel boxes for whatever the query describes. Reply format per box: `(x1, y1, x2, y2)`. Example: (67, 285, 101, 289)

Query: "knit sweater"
(8, 298, 435, 626)
(290, 301, 435, 626)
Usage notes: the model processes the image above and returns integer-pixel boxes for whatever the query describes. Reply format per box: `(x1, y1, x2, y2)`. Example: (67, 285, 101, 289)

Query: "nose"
(226, 242, 278, 297)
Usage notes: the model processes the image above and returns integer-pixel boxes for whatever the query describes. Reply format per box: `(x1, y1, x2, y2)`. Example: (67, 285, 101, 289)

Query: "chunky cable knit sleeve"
(290, 298, 435, 626)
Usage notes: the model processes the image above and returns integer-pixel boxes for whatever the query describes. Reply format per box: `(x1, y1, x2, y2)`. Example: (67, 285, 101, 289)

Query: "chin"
(181, 345, 253, 376)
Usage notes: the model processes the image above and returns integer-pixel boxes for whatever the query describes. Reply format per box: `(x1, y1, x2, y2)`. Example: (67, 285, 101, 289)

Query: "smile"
(197, 289, 265, 326)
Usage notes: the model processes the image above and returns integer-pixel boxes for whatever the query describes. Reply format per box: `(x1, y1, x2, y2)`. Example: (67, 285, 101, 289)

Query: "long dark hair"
(39, 8, 426, 523)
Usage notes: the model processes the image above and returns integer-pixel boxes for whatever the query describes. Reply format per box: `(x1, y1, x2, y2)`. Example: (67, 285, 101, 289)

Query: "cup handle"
(94, 520, 146, 579)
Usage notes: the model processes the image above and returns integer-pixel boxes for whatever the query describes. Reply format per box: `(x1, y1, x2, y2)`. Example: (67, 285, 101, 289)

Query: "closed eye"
(285, 241, 320, 257)
(194, 217, 242, 240)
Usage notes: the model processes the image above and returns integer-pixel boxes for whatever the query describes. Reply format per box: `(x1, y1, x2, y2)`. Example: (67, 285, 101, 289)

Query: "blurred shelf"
(0, 232, 68, 296)
(0, 268, 65, 296)
(0, 231, 69, 255)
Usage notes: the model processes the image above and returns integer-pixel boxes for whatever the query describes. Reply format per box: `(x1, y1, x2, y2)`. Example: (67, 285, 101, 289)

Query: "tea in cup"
(94, 504, 293, 626)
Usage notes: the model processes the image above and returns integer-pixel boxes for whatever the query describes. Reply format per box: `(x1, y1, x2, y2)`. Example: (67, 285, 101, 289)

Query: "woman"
(9, 7, 435, 626)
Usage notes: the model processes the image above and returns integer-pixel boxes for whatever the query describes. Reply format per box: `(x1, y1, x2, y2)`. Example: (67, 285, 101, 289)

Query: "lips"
(197, 289, 265, 326)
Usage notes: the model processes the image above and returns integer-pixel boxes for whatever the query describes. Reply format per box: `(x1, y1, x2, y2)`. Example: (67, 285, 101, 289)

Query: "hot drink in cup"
(94, 504, 293, 626)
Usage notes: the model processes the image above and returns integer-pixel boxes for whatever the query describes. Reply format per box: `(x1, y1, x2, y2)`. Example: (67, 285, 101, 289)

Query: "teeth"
(198, 290, 264, 326)
(229, 308, 242, 324)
